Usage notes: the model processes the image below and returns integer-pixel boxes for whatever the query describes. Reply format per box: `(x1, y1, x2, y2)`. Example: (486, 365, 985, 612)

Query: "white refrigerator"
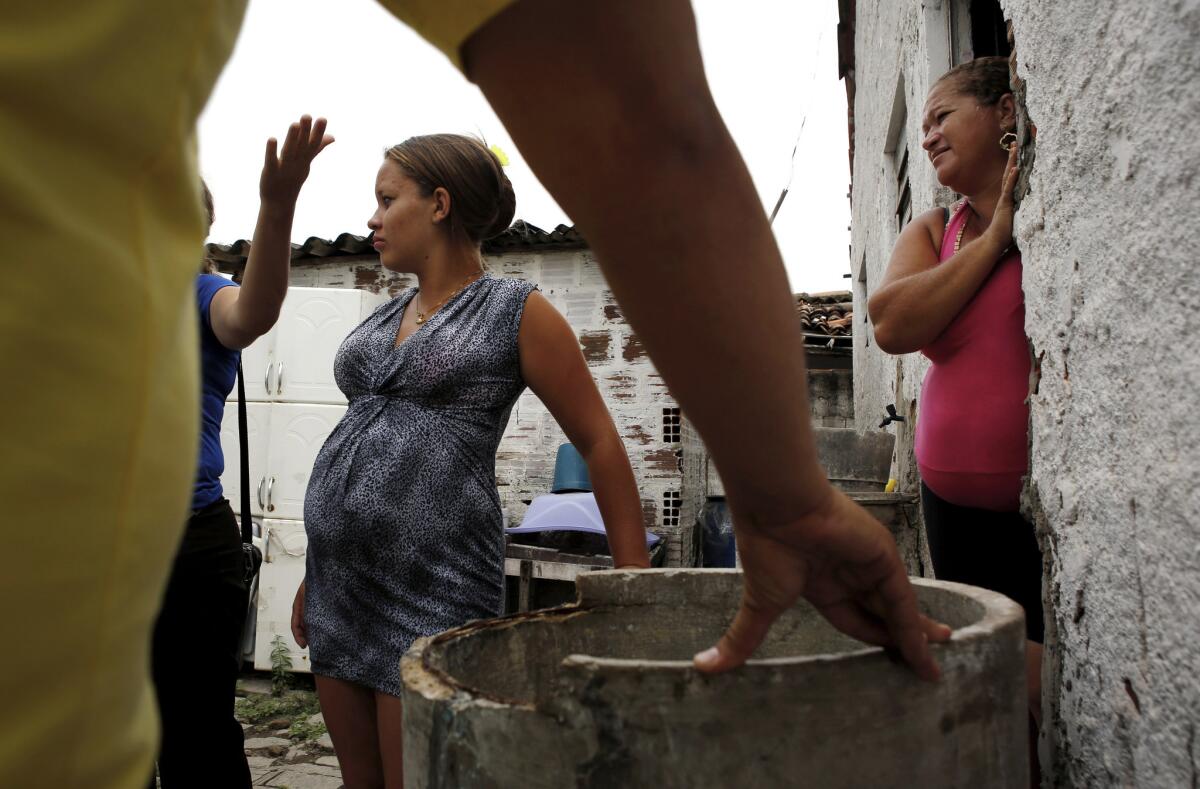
(220, 286, 388, 672)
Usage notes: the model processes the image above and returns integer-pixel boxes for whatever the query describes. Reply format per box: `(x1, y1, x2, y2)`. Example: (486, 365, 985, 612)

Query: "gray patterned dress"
(302, 275, 537, 695)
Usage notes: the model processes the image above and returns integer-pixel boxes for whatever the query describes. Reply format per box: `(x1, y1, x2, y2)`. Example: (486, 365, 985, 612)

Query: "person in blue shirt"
(147, 116, 333, 789)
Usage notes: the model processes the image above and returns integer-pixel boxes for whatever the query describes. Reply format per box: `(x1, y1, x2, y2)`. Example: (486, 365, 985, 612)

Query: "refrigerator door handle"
(257, 476, 267, 511)
(274, 362, 284, 396)
(266, 476, 276, 513)
(263, 361, 274, 395)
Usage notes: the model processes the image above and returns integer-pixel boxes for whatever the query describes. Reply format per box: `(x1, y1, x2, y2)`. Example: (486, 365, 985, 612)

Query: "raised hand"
(260, 115, 334, 208)
(208, 115, 334, 349)
(694, 488, 952, 679)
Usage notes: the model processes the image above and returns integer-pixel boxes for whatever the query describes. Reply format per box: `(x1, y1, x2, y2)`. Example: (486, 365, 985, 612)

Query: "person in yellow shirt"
(0, 2, 947, 787)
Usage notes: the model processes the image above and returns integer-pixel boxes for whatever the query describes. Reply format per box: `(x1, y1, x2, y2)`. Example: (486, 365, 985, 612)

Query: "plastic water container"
(551, 443, 592, 493)
(402, 572, 1029, 788)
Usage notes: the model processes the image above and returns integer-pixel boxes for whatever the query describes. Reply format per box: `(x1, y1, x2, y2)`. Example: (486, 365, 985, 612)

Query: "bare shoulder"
(913, 206, 949, 249)
(880, 207, 948, 284)
(517, 286, 587, 384)
(901, 206, 949, 256)
(518, 288, 561, 335)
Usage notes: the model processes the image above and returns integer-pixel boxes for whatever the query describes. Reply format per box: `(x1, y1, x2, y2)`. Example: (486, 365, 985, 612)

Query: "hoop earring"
(999, 132, 1018, 151)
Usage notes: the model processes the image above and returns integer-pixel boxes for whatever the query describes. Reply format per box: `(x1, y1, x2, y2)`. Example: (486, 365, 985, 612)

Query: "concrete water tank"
(401, 569, 1028, 788)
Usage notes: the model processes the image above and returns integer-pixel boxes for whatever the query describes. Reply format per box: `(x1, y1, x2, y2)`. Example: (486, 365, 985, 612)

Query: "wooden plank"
(846, 492, 918, 506)
(504, 543, 562, 561)
(504, 542, 665, 579)
(505, 558, 608, 582)
(505, 542, 614, 566)
(517, 559, 533, 613)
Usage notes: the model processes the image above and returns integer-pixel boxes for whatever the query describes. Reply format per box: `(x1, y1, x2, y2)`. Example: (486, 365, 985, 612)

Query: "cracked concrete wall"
(1002, 3, 1200, 785)
(849, 1, 1200, 785)
(275, 250, 689, 564)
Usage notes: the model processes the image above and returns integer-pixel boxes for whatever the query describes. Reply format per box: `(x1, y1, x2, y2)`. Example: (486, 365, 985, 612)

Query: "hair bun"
(485, 170, 516, 240)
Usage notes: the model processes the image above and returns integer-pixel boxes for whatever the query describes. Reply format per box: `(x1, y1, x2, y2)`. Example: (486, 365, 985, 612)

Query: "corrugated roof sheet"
(208, 222, 850, 340)
(204, 219, 587, 265)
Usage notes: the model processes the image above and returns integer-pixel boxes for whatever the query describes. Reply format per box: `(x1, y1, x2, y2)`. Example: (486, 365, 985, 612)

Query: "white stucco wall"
(1004, 3, 1200, 785)
(849, 1, 1200, 785)
(849, 1, 951, 498)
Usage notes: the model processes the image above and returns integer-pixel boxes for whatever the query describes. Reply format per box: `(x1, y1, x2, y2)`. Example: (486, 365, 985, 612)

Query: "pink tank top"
(914, 201, 1030, 511)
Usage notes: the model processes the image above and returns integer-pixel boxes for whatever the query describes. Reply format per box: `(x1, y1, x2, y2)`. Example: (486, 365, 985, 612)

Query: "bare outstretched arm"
(463, 0, 949, 677)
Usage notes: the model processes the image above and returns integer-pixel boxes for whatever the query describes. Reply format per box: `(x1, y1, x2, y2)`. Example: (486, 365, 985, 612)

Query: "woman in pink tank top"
(868, 56, 1044, 779)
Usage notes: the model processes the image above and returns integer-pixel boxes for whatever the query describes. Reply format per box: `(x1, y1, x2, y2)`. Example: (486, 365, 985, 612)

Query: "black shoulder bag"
(237, 357, 264, 584)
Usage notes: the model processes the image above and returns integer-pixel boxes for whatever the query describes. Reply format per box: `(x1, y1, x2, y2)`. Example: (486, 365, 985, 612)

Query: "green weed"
(270, 635, 293, 696)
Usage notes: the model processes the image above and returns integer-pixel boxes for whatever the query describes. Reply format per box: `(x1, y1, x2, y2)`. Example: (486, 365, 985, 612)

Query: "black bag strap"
(237, 356, 253, 545)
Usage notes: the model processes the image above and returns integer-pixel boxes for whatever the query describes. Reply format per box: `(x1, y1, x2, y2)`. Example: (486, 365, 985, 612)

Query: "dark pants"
(921, 483, 1045, 643)
(148, 498, 251, 789)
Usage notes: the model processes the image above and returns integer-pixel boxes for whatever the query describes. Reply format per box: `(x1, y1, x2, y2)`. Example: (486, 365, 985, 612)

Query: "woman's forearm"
(582, 432, 651, 568)
(869, 231, 1009, 354)
(470, 49, 833, 525)
(464, 0, 947, 679)
(231, 201, 296, 340)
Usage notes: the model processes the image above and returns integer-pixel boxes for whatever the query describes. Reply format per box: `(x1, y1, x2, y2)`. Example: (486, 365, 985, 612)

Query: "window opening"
(883, 73, 912, 234)
(951, 0, 1010, 63)
(662, 407, 681, 443)
(662, 490, 682, 528)
(895, 146, 913, 230)
(970, 0, 1010, 58)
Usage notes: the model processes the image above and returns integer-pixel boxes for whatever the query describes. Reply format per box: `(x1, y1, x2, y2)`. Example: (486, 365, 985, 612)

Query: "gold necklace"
(954, 201, 971, 254)
(414, 271, 483, 325)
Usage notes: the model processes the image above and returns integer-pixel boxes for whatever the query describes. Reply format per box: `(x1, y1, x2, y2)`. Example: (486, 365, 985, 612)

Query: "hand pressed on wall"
(985, 144, 1020, 250)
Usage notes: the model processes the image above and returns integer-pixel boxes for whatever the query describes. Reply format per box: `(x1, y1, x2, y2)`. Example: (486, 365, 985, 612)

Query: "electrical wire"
(768, 29, 825, 226)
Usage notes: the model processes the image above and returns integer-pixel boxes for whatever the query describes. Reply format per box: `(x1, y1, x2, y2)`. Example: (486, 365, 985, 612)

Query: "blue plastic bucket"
(551, 443, 592, 493)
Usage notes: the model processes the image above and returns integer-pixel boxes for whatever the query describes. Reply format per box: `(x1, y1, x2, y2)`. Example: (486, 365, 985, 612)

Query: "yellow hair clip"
(488, 143, 510, 167)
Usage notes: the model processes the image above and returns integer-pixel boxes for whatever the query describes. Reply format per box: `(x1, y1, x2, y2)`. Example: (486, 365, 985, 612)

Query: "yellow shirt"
(0, 1, 511, 786)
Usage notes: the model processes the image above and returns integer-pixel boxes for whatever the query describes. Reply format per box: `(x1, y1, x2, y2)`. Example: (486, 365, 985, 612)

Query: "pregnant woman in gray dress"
(289, 134, 651, 788)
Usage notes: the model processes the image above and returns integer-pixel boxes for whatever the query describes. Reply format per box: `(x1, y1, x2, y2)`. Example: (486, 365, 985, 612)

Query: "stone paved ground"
(237, 675, 344, 789)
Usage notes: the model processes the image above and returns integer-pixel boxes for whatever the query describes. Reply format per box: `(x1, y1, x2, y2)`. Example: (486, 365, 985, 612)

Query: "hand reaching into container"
(693, 488, 952, 680)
